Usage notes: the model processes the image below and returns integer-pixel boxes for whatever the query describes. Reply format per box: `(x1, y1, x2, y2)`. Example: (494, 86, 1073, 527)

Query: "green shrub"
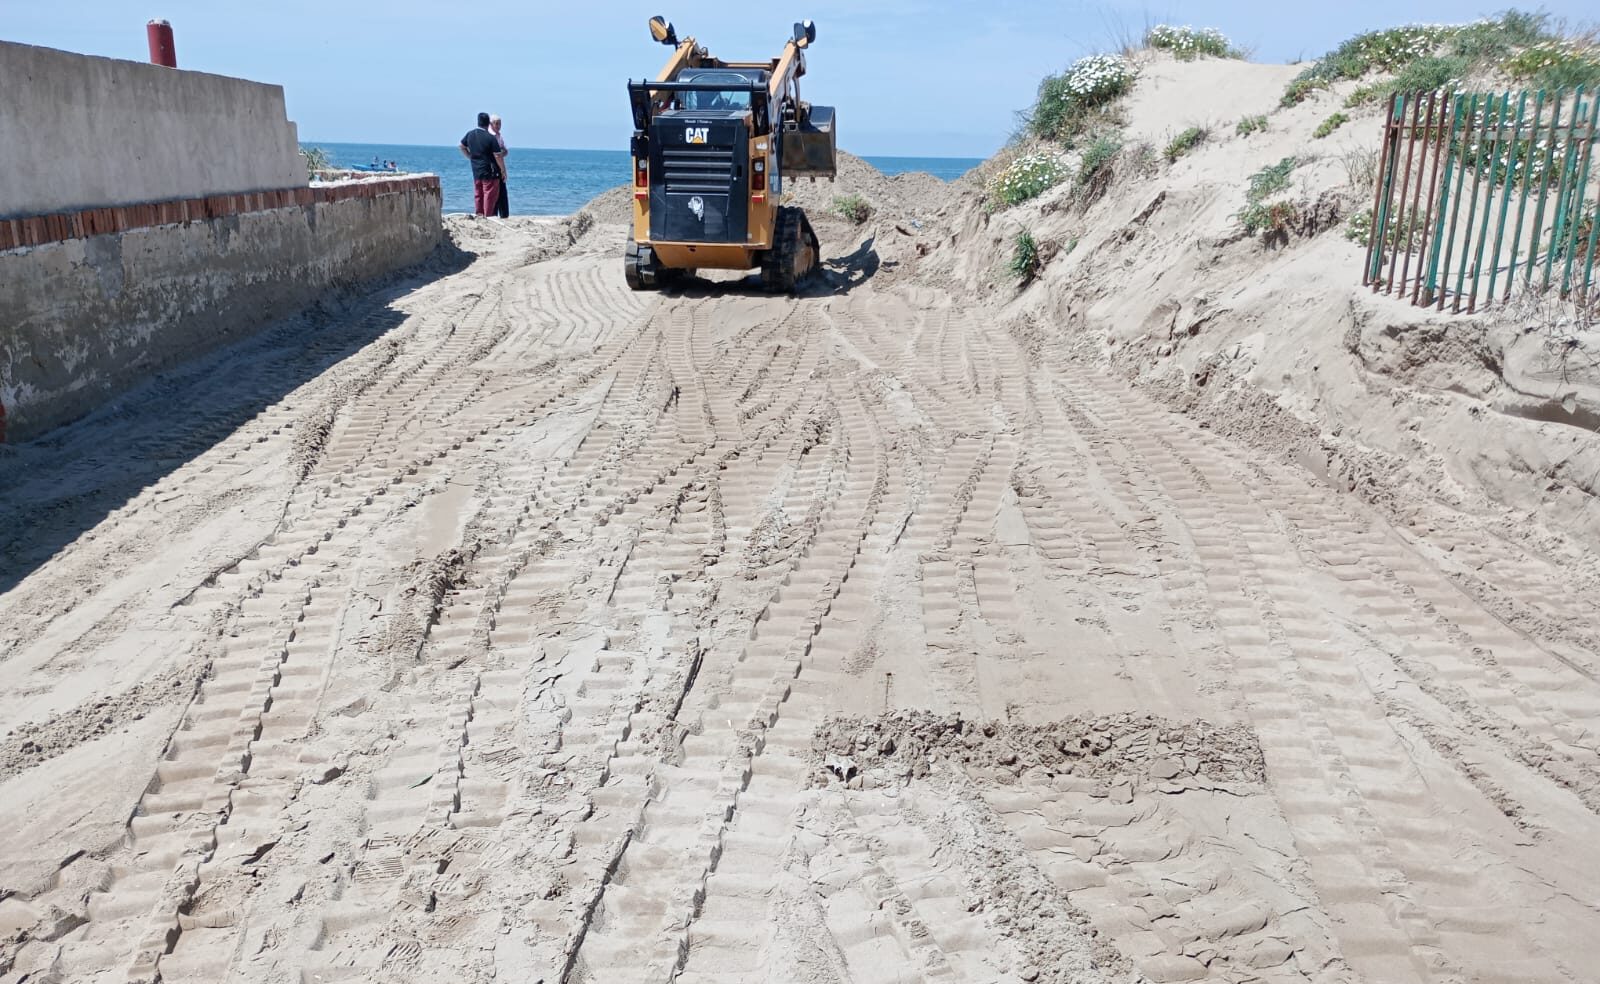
(1009, 229, 1040, 281)
(1077, 135, 1123, 186)
(1504, 40, 1600, 90)
(1235, 115, 1268, 137)
(1282, 14, 1556, 107)
(1237, 156, 1309, 240)
(1238, 199, 1300, 237)
(1338, 55, 1465, 110)
(301, 146, 332, 176)
(987, 152, 1071, 208)
(1451, 11, 1550, 60)
(1559, 203, 1595, 262)
(1145, 25, 1242, 60)
(1280, 77, 1326, 107)
(1247, 157, 1298, 201)
(1028, 54, 1135, 140)
(1391, 54, 1469, 92)
(1314, 113, 1350, 138)
(1344, 208, 1428, 252)
(1344, 210, 1373, 245)
(1316, 24, 1459, 79)
(1163, 126, 1207, 162)
(832, 194, 872, 224)
(1344, 83, 1387, 108)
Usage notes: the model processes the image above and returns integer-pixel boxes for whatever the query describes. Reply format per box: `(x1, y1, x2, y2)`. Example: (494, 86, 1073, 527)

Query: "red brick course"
(0, 176, 441, 251)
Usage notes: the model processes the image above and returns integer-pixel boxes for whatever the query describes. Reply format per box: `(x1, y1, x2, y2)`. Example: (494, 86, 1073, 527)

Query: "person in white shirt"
(490, 114, 510, 218)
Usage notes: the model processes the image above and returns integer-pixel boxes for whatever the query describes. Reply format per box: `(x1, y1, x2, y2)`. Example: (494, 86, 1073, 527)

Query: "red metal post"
(147, 19, 176, 67)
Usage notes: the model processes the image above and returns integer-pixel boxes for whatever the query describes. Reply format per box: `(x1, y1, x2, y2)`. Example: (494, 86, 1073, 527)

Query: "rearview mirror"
(793, 20, 816, 47)
(649, 16, 677, 46)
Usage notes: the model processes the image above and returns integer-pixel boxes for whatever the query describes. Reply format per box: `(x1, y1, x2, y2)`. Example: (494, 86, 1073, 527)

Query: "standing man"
(459, 112, 505, 216)
(490, 114, 511, 218)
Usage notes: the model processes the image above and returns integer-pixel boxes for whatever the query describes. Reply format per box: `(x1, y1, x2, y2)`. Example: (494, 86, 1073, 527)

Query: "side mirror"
(649, 16, 678, 46)
(793, 19, 816, 48)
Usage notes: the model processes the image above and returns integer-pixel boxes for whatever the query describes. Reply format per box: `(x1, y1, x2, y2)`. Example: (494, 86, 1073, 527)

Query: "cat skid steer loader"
(624, 15, 836, 293)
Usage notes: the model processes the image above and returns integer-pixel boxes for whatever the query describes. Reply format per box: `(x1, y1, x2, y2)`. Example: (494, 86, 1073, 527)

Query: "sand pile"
(910, 50, 1600, 568)
(574, 149, 961, 231)
(812, 711, 1267, 788)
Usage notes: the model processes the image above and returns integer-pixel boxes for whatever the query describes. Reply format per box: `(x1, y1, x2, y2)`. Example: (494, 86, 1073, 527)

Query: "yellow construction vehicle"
(625, 15, 836, 293)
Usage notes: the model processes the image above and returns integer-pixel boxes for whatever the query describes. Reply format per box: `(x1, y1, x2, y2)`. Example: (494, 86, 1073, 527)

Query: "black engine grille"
(661, 146, 735, 192)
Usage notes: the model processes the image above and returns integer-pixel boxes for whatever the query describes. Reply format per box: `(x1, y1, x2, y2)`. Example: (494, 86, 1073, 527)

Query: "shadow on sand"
(0, 239, 475, 598)
(655, 234, 880, 300)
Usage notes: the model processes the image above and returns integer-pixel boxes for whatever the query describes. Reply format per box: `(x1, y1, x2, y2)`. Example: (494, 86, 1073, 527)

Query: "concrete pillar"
(146, 19, 176, 68)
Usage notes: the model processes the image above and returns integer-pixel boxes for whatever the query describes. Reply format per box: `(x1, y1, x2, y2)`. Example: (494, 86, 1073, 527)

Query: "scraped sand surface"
(4, 62, 1600, 984)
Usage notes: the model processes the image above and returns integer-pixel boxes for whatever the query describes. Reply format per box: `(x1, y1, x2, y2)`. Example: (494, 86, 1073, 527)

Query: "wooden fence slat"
(1489, 90, 1531, 303)
(1527, 90, 1566, 287)
(1390, 92, 1424, 294)
(1558, 91, 1599, 296)
(1454, 93, 1493, 312)
(1508, 90, 1548, 298)
(1424, 93, 1462, 306)
(1468, 91, 1512, 313)
(1583, 104, 1600, 300)
(1439, 93, 1477, 310)
(1366, 92, 1400, 288)
(1542, 86, 1581, 289)
(1411, 91, 1446, 306)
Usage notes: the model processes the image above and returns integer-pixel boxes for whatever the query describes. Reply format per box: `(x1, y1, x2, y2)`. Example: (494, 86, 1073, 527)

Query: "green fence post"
(1543, 86, 1585, 291)
(1452, 94, 1488, 312)
(1411, 91, 1448, 307)
(1558, 91, 1599, 297)
(1468, 91, 1512, 312)
(1486, 90, 1528, 306)
(1505, 90, 1544, 302)
(1388, 92, 1423, 293)
(1427, 93, 1466, 307)
(1584, 116, 1600, 301)
(1526, 89, 1566, 287)
(1369, 93, 1404, 285)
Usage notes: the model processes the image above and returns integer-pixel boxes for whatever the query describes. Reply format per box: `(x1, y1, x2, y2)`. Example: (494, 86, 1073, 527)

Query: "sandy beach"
(5, 49, 1600, 984)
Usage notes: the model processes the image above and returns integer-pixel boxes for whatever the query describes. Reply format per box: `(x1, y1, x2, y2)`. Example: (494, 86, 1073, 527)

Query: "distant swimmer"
(490, 114, 510, 219)
(459, 112, 506, 216)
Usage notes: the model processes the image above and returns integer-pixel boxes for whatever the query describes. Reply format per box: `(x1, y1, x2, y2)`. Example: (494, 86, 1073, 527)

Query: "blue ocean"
(308, 143, 982, 216)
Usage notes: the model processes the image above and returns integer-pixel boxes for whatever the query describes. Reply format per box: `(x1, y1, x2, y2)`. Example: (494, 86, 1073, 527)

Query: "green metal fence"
(1363, 87, 1599, 313)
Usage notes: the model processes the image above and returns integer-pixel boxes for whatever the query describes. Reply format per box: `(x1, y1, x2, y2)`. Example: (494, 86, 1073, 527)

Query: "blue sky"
(5, 2, 1595, 157)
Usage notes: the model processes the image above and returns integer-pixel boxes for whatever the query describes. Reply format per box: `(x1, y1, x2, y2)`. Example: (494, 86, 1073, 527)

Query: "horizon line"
(299, 140, 988, 161)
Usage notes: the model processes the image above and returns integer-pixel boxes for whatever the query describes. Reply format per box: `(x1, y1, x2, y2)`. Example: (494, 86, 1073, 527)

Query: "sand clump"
(812, 711, 1267, 788)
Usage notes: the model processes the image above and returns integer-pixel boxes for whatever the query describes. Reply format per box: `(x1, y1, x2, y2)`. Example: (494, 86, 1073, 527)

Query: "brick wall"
(0, 176, 440, 252)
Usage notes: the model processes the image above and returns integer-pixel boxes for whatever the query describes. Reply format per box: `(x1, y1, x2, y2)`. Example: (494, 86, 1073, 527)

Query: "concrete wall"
(0, 41, 305, 218)
(0, 181, 442, 442)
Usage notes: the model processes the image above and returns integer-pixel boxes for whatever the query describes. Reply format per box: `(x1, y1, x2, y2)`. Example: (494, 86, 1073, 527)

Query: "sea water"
(308, 143, 982, 216)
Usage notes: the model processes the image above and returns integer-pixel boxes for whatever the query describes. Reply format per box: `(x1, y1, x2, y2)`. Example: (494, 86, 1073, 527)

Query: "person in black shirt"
(459, 112, 505, 216)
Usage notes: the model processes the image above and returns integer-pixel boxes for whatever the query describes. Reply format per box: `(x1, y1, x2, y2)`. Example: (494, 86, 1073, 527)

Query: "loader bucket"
(782, 105, 836, 179)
